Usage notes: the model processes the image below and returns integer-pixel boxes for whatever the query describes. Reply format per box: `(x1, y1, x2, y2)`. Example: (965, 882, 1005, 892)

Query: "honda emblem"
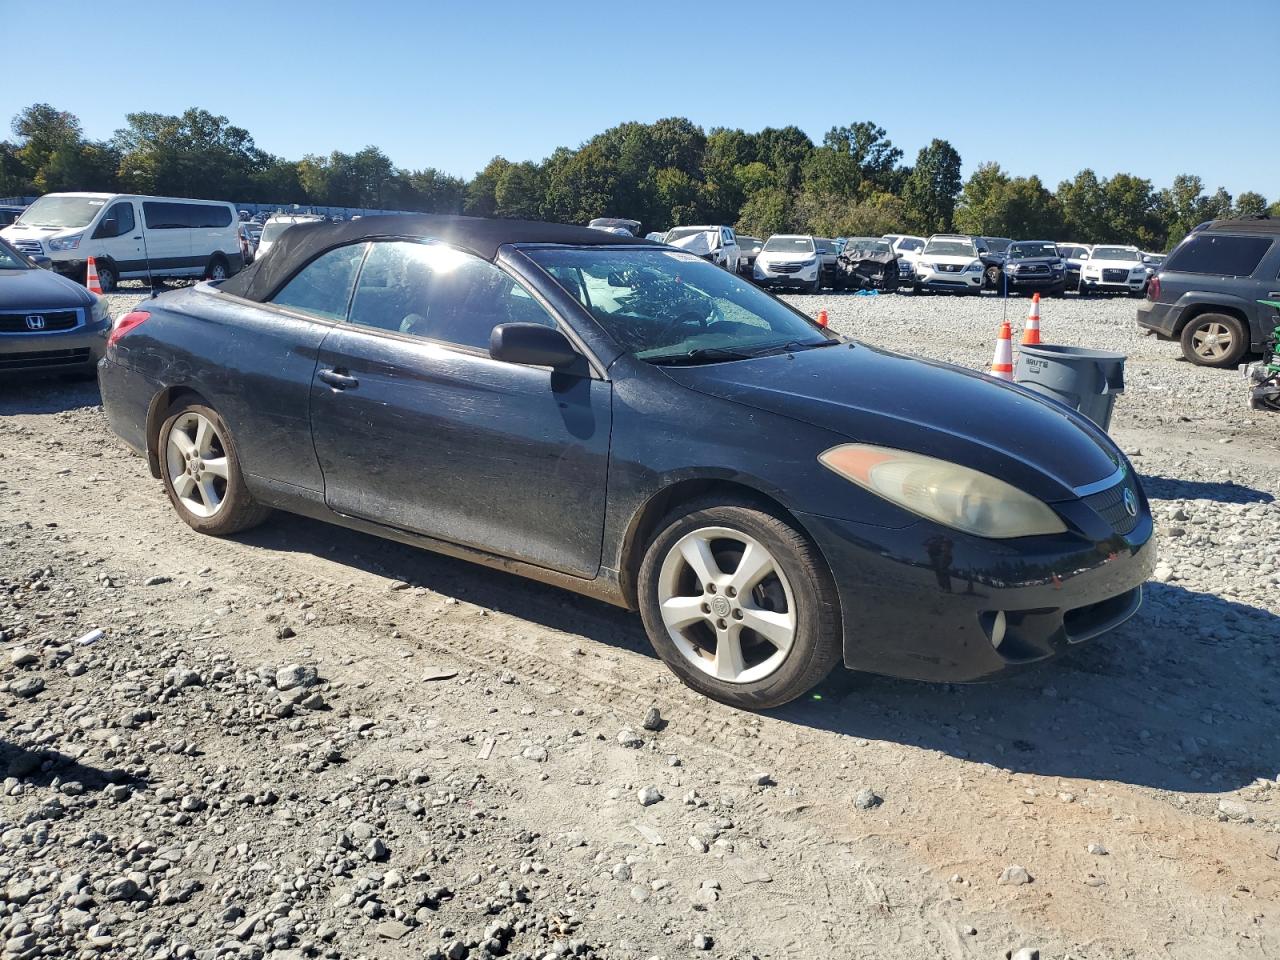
(25, 314, 45, 330)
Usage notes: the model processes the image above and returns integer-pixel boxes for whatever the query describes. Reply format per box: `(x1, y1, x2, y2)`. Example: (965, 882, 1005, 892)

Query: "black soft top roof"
(219, 212, 654, 303)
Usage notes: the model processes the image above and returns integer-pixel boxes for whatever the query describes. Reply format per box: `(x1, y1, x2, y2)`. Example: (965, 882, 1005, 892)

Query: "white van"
(0, 193, 245, 292)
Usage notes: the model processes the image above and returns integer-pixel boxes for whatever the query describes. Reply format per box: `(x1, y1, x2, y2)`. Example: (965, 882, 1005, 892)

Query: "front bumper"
(754, 262, 819, 288)
(1006, 271, 1065, 292)
(1081, 273, 1145, 294)
(916, 267, 984, 292)
(0, 319, 110, 375)
(795, 496, 1157, 683)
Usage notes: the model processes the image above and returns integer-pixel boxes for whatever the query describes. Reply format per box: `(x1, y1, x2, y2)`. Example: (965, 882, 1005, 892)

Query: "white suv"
(753, 235, 822, 293)
(663, 225, 740, 272)
(256, 214, 324, 259)
(883, 234, 926, 284)
(913, 234, 986, 295)
(1079, 245, 1147, 296)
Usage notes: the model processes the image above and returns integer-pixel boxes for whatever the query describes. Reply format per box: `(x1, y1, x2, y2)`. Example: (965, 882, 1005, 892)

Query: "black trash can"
(1014, 344, 1126, 431)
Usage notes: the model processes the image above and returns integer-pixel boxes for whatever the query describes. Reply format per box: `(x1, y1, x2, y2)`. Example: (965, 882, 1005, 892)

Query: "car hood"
(0, 267, 94, 310)
(661, 342, 1122, 501)
(920, 253, 978, 266)
(758, 252, 816, 264)
(1008, 257, 1061, 267)
(1086, 258, 1142, 269)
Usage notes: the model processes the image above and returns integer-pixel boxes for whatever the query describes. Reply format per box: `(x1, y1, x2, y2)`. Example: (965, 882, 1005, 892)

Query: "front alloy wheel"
(638, 499, 841, 709)
(657, 527, 796, 684)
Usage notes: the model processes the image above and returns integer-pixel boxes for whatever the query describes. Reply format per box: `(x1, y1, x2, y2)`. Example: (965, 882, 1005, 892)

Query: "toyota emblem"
(1122, 487, 1138, 518)
(25, 314, 45, 330)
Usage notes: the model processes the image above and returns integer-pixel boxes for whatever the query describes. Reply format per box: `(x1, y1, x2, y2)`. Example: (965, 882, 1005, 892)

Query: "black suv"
(1137, 216, 1280, 367)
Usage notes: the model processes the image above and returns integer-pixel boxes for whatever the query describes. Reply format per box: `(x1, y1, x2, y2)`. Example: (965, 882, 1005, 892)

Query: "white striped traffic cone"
(1021, 292, 1042, 345)
(989, 320, 1014, 380)
(85, 256, 104, 296)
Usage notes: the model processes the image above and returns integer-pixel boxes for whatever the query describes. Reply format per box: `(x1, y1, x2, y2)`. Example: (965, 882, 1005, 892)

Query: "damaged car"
(836, 237, 902, 292)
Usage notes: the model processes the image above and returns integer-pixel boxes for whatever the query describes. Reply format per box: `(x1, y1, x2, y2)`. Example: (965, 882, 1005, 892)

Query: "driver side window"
(346, 240, 556, 351)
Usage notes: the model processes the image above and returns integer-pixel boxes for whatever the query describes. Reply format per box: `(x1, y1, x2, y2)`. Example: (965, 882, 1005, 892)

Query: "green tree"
(114, 108, 261, 200)
(494, 161, 546, 219)
(1235, 191, 1268, 216)
(1103, 173, 1161, 248)
(901, 139, 962, 234)
(736, 186, 793, 238)
(822, 121, 902, 194)
(407, 168, 466, 214)
(1056, 169, 1109, 240)
(801, 147, 861, 200)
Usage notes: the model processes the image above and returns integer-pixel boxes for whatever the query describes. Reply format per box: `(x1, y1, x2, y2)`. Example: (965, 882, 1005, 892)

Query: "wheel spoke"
(738, 606, 795, 654)
(729, 541, 774, 594)
(169, 429, 196, 459)
(713, 630, 747, 680)
(172, 473, 196, 499)
(679, 536, 721, 586)
(202, 457, 229, 480)
(198, 477, 220, 510)
(660, 595, 706, 630)
(194, 417, 214, 457)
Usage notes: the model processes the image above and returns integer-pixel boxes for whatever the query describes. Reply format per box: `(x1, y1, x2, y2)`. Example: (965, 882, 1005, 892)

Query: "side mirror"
(94, 218, 118, 239)
(490, 323, 580, 370)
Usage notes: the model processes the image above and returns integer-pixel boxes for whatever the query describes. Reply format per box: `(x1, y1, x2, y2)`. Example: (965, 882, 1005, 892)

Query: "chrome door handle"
(317, 368, 358, 390)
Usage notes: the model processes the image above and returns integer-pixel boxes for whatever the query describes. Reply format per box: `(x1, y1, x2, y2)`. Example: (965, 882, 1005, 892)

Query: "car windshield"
(1059, 246, 1086, 258)
(739, 238, 761, 250)
(845, 239, 892, 254)
(983, 238, 1011, 253)
(16, 196, 106, 229)
(260, 221, 296, 242)
(0, 240, 31, 270)
(1093, 246, 1139, 261)
(1009, 242, 1059, 259)
(923, 238, 976, 257)
(762, 236, 814, 253)
(665, 227, 708, 243)
(895, 238, 924, 252)
(526, 247, 834, 363)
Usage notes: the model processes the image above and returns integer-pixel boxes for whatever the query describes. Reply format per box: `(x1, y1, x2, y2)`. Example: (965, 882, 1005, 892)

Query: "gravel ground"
(0, 282, 1277, 960)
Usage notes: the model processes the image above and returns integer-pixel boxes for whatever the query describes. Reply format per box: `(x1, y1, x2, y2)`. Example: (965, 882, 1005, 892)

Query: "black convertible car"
(99, 215, 1155, 709)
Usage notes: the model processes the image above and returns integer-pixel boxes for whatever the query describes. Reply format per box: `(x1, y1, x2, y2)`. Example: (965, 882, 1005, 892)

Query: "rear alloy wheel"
(638, 499, 840, 709)
(985, 265, 1001, 290)
(206, 257, 229, 281)
(1180, 313, 1247, 368)
(159, 402, 271, 535)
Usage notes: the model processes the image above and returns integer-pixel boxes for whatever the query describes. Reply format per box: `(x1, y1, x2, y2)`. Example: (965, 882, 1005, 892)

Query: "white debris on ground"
(0, 283, 1277, 959)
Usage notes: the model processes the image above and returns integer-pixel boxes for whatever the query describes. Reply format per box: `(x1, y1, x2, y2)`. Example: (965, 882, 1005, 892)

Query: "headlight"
(48, 234, 82, 251)
(967, 261, 984, 272)
(818, 444, 1067, 539)
(1006, 263, 1021, 273)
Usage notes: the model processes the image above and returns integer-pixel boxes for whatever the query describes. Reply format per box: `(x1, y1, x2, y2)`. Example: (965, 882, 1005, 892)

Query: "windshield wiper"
(647, 346, 762, 366)
(746, 338, 841, 358)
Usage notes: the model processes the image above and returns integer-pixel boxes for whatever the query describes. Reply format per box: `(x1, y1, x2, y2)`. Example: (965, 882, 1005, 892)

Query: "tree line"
(4, 103, 1275, 250)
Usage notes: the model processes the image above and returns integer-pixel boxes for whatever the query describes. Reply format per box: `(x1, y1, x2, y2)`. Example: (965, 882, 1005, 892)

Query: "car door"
(308, 239, 612, 579)
(141, 201, 192, 277)
(90, 200, 144, 277)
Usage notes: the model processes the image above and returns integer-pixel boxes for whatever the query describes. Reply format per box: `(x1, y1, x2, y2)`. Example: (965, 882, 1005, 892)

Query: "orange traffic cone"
(85, 256, 104, 296)
(989, 320, 1014, 380)
(1021, 292, 1042, 345)
(816, 308, 829, 328)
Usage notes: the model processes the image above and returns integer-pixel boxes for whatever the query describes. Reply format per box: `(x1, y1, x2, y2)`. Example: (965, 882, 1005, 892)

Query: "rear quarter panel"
(110, 286, 331, 493)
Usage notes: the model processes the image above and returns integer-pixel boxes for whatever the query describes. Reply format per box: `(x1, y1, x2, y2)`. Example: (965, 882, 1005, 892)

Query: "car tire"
(95, 261, 117, 294)
(205, 255, 230, 282)
(984, 265, 1001, 290)
(158, 401, 271, 536)
(637, 497, 842, 710)
(808, 275, 821, 294)
(1179, 313, 1249, 368)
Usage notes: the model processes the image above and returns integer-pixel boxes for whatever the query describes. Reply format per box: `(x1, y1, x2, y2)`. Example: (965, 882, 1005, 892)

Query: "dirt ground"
(1, 288, 1277, 960)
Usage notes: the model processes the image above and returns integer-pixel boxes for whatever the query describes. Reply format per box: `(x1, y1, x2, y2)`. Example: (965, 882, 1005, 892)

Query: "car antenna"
(138, 207, 158, 298)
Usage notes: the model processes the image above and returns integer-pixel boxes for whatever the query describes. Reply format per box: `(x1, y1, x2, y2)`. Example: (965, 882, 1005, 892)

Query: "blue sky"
(5, 0, 1276, 197)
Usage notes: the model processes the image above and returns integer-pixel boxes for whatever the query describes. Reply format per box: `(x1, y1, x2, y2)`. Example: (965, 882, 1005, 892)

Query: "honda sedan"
(98, 215, 1155, 709)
